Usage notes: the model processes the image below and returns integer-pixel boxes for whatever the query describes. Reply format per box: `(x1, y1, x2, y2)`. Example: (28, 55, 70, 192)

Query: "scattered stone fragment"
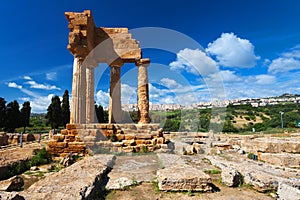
(0, 175, 24, 192)
(277, 182, 300, 200)
(156, 164, 212, 192)
(59, 152, 76, 167)
(106, 177, 141, 190)
(221, 167, 242, 187)
(0, 192, 25, 200)
(20, 155, 116, 200)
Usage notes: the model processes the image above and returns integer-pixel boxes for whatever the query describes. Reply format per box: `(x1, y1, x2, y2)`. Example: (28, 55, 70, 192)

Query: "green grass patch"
(204, 169, 221, 174)
(152, 180, 160, 193)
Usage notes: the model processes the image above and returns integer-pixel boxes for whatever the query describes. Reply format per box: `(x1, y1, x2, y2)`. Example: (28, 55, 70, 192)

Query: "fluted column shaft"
(136, 59, 150, 124)
(108, 64, 122, 123)
(86, 66, 95, 124)
(70, 56, 86, 124)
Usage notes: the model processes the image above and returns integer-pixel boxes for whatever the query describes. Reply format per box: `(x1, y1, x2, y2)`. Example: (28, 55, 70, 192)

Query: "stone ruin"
(47, 10, 166, 156)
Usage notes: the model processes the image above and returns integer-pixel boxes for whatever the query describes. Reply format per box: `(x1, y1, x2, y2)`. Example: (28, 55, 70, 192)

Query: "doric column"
(108, 64, 122, 123)
(136, 58, 150, 124)
(70, 56, 86, 124)
(86, 66, 95, 124)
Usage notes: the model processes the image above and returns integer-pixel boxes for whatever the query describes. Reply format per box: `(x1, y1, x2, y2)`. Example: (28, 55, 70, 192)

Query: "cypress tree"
(20, 101, 31, 132)
(0, 97, 6, 129)
(61, 90, 70, 127)
(5, 100, 20, 133)
(46, 96, 62, 129)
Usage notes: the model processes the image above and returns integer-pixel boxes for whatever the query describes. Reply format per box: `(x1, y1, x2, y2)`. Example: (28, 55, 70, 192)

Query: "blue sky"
(1, 0, 300, 112)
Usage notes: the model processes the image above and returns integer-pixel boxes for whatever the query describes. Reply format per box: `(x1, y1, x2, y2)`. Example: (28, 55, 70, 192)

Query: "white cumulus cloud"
(160, 78, 182, 89)
(206, 32, 259, 68)
(208, 70, 241, 83)
(95, 90, 109, 108)
(46, 72, 57, 81)
(23, 76, 32, 80)
(254, 75, 276, 85)
(121, 84, 137, 104)
(8, 82, 22, 89)
(30, 94, 54, 113)
(268, 57, 300, 74)
(25, 80, 61, 90)
(169, 48, 219, 76)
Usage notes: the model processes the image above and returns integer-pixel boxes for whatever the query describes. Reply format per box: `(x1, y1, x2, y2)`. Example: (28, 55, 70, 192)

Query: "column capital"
(74, 54, 85, 61)
(135, 58, 150, 67)
(109, 58, 124, 67)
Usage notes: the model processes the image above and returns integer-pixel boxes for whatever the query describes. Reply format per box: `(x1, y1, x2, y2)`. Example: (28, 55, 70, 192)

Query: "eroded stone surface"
(206, 155, 300, 192)
(221, 168, 242, 187)
(277, 182, 300, 200)
(156, 164, 212, 192)
(0, 176, 24, 192)
(106, 155, 160, 190)
(20, 155, 115, 200)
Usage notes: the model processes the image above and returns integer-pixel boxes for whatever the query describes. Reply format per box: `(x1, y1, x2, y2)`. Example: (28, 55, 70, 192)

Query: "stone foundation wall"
(0, 133, 36, 146)
(47, 123, 166, 156)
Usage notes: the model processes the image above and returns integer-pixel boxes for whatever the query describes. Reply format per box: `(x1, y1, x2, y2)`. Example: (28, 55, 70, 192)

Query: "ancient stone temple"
(47, 10, 167, 156)
(65, 10, 150, 124)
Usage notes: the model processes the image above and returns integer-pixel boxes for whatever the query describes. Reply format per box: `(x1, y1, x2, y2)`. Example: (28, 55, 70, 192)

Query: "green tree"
(95, 104, 105, 123)
(20, 101, 31, 132)
(0, 97, 6, 129)
(46, 96, 62, 129)
(5, 100, 20, 133)
(61, 90, 70, 127)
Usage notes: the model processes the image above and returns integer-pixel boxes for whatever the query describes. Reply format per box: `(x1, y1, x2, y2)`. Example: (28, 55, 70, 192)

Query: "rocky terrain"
(0, 131, 300, 199)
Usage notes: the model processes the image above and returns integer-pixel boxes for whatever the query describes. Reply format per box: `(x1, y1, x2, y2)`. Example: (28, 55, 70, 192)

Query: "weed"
(152, 180, 160, 193)
(141, 145, 148, 153)
(51, 164, 64, 172)
(204, 169, 221, 174)
(187, 190, 194, 196)
(131, 176, 138, 186)
(218, 177, 222, 184)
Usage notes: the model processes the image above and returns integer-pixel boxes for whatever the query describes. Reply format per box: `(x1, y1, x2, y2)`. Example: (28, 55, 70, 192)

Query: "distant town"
(122, 94, 300, 111)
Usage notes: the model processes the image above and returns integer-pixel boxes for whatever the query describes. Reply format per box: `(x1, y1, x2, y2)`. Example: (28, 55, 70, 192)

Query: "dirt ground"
(0, 142, 45, 166)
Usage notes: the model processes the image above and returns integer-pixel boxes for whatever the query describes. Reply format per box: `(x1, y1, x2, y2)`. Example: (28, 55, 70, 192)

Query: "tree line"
(46, 90, 108, 129)
(0, 98, 31, 133)
(46, 90, 70, 129)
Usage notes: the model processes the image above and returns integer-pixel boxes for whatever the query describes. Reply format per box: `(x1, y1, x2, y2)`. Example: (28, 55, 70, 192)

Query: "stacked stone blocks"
(47, 123, 166, 156)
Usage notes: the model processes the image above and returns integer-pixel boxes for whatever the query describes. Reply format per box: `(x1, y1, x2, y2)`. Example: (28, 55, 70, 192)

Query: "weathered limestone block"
(22, 134, 35, 142)
(157, 164, 212, 192)
(157, 137, 165, 144)
(0, 132, 8, 146)
(0, 175, 24, 192)
(53, 134, 65, 142)
(241, 138, 300, 153)
(136, 133, 152, 140)
(277, 182, 300, 200)
(122, 140, 135, 147)
(0, 192, 25, 200)
(66, 124, 78, 130)
(61, 129, 68, 135)
(116, 134, 125, 141)
(221, 168, 242, 187)
(112, 142, 123, 147)
(185, 144, 195, 155)
(21, 155, 116, 199)
(259, 153, 300, 168)
(48, 141, 67, 148)
(193, 143, 202, 154)
(122, 146, 134, 153)
(125, 134, 136, 140)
